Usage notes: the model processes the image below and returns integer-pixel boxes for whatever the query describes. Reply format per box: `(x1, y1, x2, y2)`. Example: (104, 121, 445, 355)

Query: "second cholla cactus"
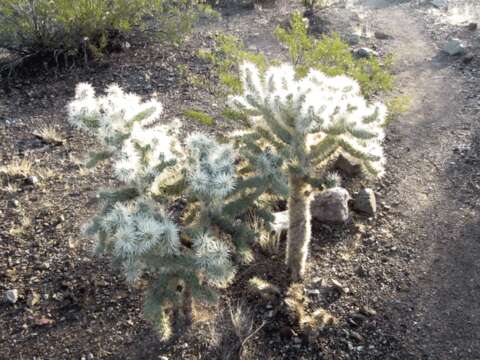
(68, 83, 236, 339)
(230, 62, 387, 280)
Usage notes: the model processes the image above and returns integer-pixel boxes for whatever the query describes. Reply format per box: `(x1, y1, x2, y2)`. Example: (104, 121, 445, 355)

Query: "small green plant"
(198, 34, 267, 95)
(275, 12, 394, 97)
(230, 62, 387, 280)
(0, 0, 209, 66)
(183, 109, 215, 126)
(385, 94, 411, 126)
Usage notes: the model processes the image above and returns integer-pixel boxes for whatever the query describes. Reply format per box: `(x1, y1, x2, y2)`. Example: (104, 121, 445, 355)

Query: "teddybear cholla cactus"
(230, 62, 387, 280)
(68, 83, 240, 338)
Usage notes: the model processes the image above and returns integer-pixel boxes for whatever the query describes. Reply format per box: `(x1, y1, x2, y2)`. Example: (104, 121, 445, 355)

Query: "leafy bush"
(67, 83, 279, 337)
(0, 0, 207, 62)
(198, 34, 267, 95)
(230, 62, 387, 280)
(275, 11, 394, 97)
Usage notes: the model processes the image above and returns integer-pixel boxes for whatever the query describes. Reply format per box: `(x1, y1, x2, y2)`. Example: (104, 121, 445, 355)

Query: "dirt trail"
(354, 1, 480, 358)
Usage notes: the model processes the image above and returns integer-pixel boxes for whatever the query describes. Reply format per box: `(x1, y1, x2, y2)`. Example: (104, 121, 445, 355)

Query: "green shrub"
(198, 34, 267, 95)
(0, 0, 209, 63)
(385, 94, 411, 126)
(275, 11, 394, 97)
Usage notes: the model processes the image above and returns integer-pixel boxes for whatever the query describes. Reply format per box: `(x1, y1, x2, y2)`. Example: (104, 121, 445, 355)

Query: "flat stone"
(353, 188, 377, 216)
(311, 187, 350, 224)
(443, 38, 466, 56)
(431, 0, 448, 8)
(374, 31, 392, 40)
(468, 23, 478, 31)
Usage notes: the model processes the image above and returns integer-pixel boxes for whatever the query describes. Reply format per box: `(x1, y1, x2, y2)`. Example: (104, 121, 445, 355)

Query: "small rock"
(353, 47, 379, 59)
(353, 188, 377, 216)
(4, 289, 19, 304)
(334, 154, 362, 176)
(346, 33, 361, 45)
(26, 175, 39, 185)
(468, 23, 478, 31)
(306, 289, 321, 296)
(374, 31, 392, 40)
(8, 199, 19, 208)
(350, 331, 364, 342)
(271, 210, 289, 234)
(463, 54, 474, 64)
(27, 291, 41, 307)
(331, 279, 347, 294)
(359, 306, 377, 317)
(33, 316, 55, 326)
(347, 313, 367, 328)
(443, 38, 466, 56)
(159, 357, 168, 360)
(431, 0, 448, 8)
(311, 187, 350, 224)
(354, 265, 368, 278)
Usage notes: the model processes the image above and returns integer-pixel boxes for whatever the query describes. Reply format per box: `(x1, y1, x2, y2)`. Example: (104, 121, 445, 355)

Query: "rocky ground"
(1, 0, 480, 359)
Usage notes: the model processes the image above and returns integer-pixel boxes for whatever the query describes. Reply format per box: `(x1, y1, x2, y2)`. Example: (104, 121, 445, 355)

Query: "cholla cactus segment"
(101, 199, 181, 261)
(229, 62, 387, 177)
(192, 232, 235, 286)
(185, 133, 236, 202)
(68, 83, 181, 186)
(114, 124, 178, 184)
(68, 82, 163, 146)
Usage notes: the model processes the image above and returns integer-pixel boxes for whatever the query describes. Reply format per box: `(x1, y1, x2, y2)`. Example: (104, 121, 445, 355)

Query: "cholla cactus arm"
(229, 62, 386, 280)
(67, 82, 178, 193)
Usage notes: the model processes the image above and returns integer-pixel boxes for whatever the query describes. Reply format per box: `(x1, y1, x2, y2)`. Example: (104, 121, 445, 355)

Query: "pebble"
(351, 331, 364, 342)
(463, 54, 474, 64)
(374, 31, 392, 40)
(27, 291, 41, 307)
(353, 47, 379, 59)
(26, 175, 39, 185)
(5, 289, 19, 304)
(8, 199, 19, 208)
(360, 306, 377, 317)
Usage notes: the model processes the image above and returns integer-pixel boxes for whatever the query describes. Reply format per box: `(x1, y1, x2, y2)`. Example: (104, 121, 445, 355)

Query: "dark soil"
(1, 0, 480, 359)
